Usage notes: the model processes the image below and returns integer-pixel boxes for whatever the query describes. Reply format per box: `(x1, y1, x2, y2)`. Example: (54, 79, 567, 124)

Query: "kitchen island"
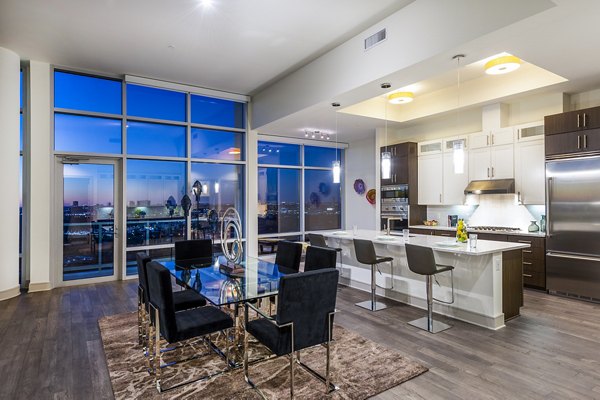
(323, 229, 530, 330)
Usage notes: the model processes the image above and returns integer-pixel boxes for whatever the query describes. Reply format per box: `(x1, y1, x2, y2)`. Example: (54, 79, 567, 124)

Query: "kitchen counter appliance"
(381, 184, 409, 232)
(546, 154, 600, 301)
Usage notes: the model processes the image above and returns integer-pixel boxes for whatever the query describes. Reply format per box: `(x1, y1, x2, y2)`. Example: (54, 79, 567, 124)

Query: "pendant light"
(332, 102, 341, 183)
(453, 54, 465, 174)
(380, 82, 392, 180)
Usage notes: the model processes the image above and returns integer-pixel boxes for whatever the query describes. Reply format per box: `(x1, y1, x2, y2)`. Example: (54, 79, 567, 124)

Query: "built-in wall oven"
(381, 184, 409, 232)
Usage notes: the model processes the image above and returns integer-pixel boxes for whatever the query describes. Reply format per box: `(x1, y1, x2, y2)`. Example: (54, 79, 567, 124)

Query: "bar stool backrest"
(353, 239, 378, 265)
(405, 243, 437, 275)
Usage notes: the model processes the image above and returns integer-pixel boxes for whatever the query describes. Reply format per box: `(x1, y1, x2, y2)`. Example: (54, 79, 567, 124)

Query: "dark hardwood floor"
(1, 282, 599, 399)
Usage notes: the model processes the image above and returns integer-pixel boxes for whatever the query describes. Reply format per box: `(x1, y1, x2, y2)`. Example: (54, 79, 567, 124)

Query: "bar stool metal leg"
(356, 263, 387, 311)
(408, 275, 451, 333)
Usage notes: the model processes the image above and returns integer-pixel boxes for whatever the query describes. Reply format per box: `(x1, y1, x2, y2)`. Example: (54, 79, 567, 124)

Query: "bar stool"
(405, 243, 455, 333)
(353, 239, 393, 311)
(307, 233, 343, 272)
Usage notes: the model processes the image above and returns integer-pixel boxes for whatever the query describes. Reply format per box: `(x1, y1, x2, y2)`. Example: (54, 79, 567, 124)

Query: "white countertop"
(323, 229, 530, 255)
(409, 225, 546, 238)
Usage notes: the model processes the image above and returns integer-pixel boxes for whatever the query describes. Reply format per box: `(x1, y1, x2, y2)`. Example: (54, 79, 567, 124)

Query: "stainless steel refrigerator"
(546, 155, 600, 300)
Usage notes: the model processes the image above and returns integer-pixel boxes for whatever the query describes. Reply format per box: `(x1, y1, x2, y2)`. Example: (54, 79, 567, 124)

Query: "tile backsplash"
(426, 195, 545, 231)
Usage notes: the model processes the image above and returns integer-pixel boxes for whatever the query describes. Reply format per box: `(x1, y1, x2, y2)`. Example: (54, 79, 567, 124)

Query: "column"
(0, 47, 21, 301)
(27, 61, 53, 292)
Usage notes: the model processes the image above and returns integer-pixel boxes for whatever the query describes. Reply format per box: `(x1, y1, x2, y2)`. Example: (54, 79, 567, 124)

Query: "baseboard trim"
(28, 282, 52, 293)
(0, 285, 21, 301)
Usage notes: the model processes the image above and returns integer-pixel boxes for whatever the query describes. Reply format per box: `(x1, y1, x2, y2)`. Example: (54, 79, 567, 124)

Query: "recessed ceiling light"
(485, 55, 521, 75)
(388, 92, 414, 104)
(198, 0, 214, 8)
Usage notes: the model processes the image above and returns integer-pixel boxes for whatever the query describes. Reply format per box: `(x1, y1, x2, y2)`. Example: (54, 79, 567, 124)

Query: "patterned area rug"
(98, 312, 427, 399)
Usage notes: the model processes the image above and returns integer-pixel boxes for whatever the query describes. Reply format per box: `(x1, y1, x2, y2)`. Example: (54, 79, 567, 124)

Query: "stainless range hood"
(464, 179, 515, 195)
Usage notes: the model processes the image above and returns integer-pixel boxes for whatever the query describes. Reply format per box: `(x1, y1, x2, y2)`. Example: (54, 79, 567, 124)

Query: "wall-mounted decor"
(353, 179, 366, 195)
(366, 189, 376, 205)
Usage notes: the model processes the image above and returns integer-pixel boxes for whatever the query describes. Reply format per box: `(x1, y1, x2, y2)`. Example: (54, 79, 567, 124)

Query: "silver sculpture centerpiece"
(220, 207, 244, 264)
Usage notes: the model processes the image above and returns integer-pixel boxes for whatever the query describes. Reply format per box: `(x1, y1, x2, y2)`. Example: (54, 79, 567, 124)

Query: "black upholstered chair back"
(307, 233, 328, 248)
(353, 239, 378, 265)
(304, 246, 337, 272)
(146, 261, 178, 343)
(276, 268, 339, 350)
(405, 243, 437, 275)
(136, 252, 151, 304)
(275, 241, 303, 272)
(175, 239, 213, 261)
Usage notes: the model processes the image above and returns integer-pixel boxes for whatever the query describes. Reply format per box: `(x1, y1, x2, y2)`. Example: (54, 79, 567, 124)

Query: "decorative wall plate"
(353, 179, 366, 194)
(366, 189, 376, 205)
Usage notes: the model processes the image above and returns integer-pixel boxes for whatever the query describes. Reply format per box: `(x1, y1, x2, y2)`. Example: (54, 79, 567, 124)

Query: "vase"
(528, 220, 540, 232)
(540, 215, 546, 233)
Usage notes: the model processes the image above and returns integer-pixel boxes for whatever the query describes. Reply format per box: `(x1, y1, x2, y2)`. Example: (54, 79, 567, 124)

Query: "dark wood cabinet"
(545, 106, 600, 135)
(380, 142, 420, 206)
(434, 230, 454, 238)
(545, 128, 600, 156)
(545, 106, 600, 157)
(409, 228, 435, 235)
(507, 235, 546, 289)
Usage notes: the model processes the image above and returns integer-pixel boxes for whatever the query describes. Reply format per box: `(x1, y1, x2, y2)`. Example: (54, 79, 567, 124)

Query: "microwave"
(381, 184, 409, 200)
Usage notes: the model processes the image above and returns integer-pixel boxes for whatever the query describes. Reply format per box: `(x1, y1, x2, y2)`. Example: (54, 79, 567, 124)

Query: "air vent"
(364, 29, 386, 51)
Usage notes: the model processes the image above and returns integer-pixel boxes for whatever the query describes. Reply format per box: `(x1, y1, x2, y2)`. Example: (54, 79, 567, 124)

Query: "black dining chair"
(175, 239, 213, 261)
(275, 240, 303, 272)
(146, 261, 234, 393)
(404, 243, 455, 333)
(136, 253, 207, 352)
(307, 233, 343, 271)
(304, 245, 337, 272)
(244, 268, 340, 399)
(353, 239, 394, 311)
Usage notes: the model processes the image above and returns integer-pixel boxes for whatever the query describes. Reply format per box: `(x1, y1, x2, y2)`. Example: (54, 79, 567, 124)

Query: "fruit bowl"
(423, 220, 439, 226)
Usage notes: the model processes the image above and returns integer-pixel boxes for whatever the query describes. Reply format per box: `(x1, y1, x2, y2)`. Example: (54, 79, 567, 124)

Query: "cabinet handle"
(577, 135, 581, 149)
(523, 250, 533, 253)
(491, 134, 494, 145)
(487, 167, 490, 177)
(439, 193, 442, 203)
(518, 240, 531, 244)
(486, 135, 489, 146)
(584, 134, 588, 148)
(523, 274, 533, 278)
(491, 167, 494, 177)
(523, 261, 533, 265)
(584, 113, 587, 127)
(577, 114, 581, 128)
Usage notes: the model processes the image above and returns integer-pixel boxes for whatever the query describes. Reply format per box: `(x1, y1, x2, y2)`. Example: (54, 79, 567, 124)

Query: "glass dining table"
(159, 254, 297, 307)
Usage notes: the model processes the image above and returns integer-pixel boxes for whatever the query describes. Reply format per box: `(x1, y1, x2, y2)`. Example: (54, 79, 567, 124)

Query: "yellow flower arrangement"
(456, 219, 468, 243)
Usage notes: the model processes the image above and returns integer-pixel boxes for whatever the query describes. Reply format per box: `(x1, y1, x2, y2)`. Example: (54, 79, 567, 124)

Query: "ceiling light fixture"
(304, 130, 309, 138)
(388, 91, 414, 104)
(484, 55, 521, 75)
(453, 54, 465, 175)
(332, 102, 341, 184)
(380, 83, 392, 180)
(198, 0, 214, 8)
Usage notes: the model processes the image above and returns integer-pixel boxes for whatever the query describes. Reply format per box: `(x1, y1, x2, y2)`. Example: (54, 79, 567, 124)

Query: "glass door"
(58, 159, 121, 283)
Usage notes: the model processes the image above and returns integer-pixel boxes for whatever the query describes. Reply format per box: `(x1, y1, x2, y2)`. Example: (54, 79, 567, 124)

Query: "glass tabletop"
(160, 255, 297, 306)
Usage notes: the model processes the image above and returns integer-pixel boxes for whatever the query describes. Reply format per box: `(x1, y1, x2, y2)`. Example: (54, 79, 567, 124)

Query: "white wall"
(0, 47, 21, 300)
(344, 136, 376, 230)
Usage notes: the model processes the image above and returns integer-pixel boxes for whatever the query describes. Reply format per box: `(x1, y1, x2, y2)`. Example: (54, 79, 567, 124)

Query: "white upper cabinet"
(418, 154, 443, 205)
(515, 139, 545, 204)
(490, 144, 514, 179)
(418, 139, 443, 156)
(515, 121, 544, 142)
(442, 151, 469, 205)
(470, 128, 514, 149)
(468, 147, 492, 180)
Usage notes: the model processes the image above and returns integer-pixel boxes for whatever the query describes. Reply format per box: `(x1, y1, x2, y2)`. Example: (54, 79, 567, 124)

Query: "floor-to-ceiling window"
(53, 70, 247, 281)
(257, 140, 342, 254)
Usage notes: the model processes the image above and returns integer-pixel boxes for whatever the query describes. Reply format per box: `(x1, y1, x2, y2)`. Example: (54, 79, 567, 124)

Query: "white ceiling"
(254, 0, 600, 142)
(0, 0, 412, 95)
